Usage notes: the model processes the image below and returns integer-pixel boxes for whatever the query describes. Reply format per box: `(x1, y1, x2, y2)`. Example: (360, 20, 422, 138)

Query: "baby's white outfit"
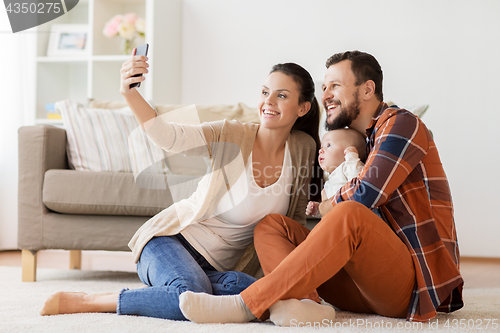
(323, 151, 364, 199)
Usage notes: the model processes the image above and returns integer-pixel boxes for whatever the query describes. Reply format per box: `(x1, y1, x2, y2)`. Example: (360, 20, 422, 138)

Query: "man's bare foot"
(40, 292, 118, 316)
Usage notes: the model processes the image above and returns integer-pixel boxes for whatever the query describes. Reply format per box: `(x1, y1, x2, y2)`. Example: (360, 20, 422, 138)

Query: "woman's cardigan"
(128, 115, 316, 273)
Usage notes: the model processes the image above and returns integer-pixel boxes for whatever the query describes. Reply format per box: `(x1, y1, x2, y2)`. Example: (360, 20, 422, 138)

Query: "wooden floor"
(1, 250, 499, 288)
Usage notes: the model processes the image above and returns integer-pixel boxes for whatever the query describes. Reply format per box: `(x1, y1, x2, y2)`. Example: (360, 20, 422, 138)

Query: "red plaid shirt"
(332, 103, 463, 322)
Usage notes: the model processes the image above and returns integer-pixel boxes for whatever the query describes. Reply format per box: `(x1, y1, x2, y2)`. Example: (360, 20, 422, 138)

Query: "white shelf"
(31, 0, 182, 122)
(37, 56, 88, 63)
(92, 55, 130, 62)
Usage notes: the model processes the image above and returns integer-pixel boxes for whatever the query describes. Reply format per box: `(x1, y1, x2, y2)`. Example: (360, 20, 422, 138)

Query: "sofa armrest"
(18, 125, 69, 251)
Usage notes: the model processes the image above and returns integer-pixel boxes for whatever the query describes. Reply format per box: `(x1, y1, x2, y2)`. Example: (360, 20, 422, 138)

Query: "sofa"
(17, 100, 262, 282)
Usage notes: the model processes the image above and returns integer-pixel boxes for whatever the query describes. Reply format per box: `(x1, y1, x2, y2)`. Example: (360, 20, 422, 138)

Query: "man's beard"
(325, 91, 361, 131)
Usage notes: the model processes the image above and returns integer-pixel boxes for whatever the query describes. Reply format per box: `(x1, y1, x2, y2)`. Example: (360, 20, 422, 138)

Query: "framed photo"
(47, 24, 89, 56)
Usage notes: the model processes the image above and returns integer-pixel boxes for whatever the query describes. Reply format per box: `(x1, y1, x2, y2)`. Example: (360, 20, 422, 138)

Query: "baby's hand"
(306, 201, 320, 216)
(344, 146, 358, 156)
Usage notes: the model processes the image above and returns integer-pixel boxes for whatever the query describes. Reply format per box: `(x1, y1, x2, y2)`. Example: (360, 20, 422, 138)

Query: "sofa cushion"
(88, 100, 261, 177)
(55, 100, 168, 175)
(42, 170, 199, 216)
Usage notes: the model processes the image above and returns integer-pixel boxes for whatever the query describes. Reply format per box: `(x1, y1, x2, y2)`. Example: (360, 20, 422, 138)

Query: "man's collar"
(365, 102, 388, 137)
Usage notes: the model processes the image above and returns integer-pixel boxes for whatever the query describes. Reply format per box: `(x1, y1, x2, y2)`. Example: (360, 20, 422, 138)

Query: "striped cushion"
(55, 100, 167, 174)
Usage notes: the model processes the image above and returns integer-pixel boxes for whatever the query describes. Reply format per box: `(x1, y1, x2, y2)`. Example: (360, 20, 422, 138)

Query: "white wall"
(181, 0, 500, 257)
(0, 12, 30, 250)
(1, 0, 498, 257)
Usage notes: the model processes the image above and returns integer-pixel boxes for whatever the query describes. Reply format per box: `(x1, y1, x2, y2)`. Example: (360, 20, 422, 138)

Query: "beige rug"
(1, 266, 499, 333)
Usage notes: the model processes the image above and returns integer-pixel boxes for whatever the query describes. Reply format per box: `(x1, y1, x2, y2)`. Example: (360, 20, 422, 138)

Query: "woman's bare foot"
(40, 292, 118, 316)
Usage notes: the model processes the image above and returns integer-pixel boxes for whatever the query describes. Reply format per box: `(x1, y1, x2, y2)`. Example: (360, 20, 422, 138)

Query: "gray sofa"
(18, 102, 262, 281)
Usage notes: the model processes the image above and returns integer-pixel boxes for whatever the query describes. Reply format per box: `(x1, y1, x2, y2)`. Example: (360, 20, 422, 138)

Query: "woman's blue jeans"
(117, 235, 257, 320)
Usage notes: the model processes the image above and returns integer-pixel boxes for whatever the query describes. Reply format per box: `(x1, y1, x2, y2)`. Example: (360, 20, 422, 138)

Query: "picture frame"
(47, 24, 89, 56)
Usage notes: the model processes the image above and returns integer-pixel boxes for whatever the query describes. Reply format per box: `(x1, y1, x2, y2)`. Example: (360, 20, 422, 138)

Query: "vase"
(121, 38, 135, 55)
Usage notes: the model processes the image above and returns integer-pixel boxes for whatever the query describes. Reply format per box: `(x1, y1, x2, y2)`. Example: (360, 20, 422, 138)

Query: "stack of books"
(45, 103, 62, 120)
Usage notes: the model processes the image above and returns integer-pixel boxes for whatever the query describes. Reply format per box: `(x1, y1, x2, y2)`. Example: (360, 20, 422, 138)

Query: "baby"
(306, 128, 366, 217)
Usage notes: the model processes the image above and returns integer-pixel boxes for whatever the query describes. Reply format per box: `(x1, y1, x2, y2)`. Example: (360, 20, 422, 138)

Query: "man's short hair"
(325, 51, 383, 101)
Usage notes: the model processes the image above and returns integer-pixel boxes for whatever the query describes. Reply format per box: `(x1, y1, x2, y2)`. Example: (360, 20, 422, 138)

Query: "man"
(177, 51, 464, 324)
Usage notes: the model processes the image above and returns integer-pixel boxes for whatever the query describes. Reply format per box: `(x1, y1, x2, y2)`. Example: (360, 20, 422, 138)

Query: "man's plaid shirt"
(332, 103, 463, 322)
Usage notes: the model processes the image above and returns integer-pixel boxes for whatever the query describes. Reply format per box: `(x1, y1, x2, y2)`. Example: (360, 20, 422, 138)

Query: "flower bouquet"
(103, 13, 145, 55)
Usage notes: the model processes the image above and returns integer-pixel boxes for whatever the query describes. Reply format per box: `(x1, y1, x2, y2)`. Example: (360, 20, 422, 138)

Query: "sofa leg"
(69, 250, 82, 270)
(22, 250, 37, 282)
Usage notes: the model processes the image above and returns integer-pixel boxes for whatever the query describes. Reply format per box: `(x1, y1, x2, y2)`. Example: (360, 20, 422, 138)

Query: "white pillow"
(55, 99, 167, 175)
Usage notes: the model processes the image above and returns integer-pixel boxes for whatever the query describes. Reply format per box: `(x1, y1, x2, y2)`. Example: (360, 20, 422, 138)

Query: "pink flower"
(124, 13, 138, 25)
(103, 13, 145, 40)
(103, 14, 123, 38)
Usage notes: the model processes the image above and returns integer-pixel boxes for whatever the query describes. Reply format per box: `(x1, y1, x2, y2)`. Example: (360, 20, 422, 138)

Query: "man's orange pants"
(241, 201, 415, 319)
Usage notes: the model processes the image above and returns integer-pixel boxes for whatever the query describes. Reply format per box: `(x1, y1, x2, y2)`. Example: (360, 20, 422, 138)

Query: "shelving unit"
(31, 0, 182, 125)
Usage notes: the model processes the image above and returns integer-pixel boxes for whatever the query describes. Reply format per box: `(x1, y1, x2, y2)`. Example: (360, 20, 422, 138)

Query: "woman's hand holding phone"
(120, 44, 149, 96)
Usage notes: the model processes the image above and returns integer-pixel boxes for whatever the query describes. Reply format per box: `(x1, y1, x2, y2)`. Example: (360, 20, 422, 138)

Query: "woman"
(40, 52, 323, 321)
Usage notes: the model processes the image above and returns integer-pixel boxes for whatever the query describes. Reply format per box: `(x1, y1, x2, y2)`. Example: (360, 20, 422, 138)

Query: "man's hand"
(319, 200, 333, 216)
(306, 201, 320, 217)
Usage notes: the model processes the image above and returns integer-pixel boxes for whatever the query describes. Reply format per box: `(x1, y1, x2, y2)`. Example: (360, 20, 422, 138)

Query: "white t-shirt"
(181, 143, 292, 271)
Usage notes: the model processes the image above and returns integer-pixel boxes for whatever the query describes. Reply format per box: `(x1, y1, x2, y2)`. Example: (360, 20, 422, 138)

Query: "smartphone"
(130, 43, 149, 89)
